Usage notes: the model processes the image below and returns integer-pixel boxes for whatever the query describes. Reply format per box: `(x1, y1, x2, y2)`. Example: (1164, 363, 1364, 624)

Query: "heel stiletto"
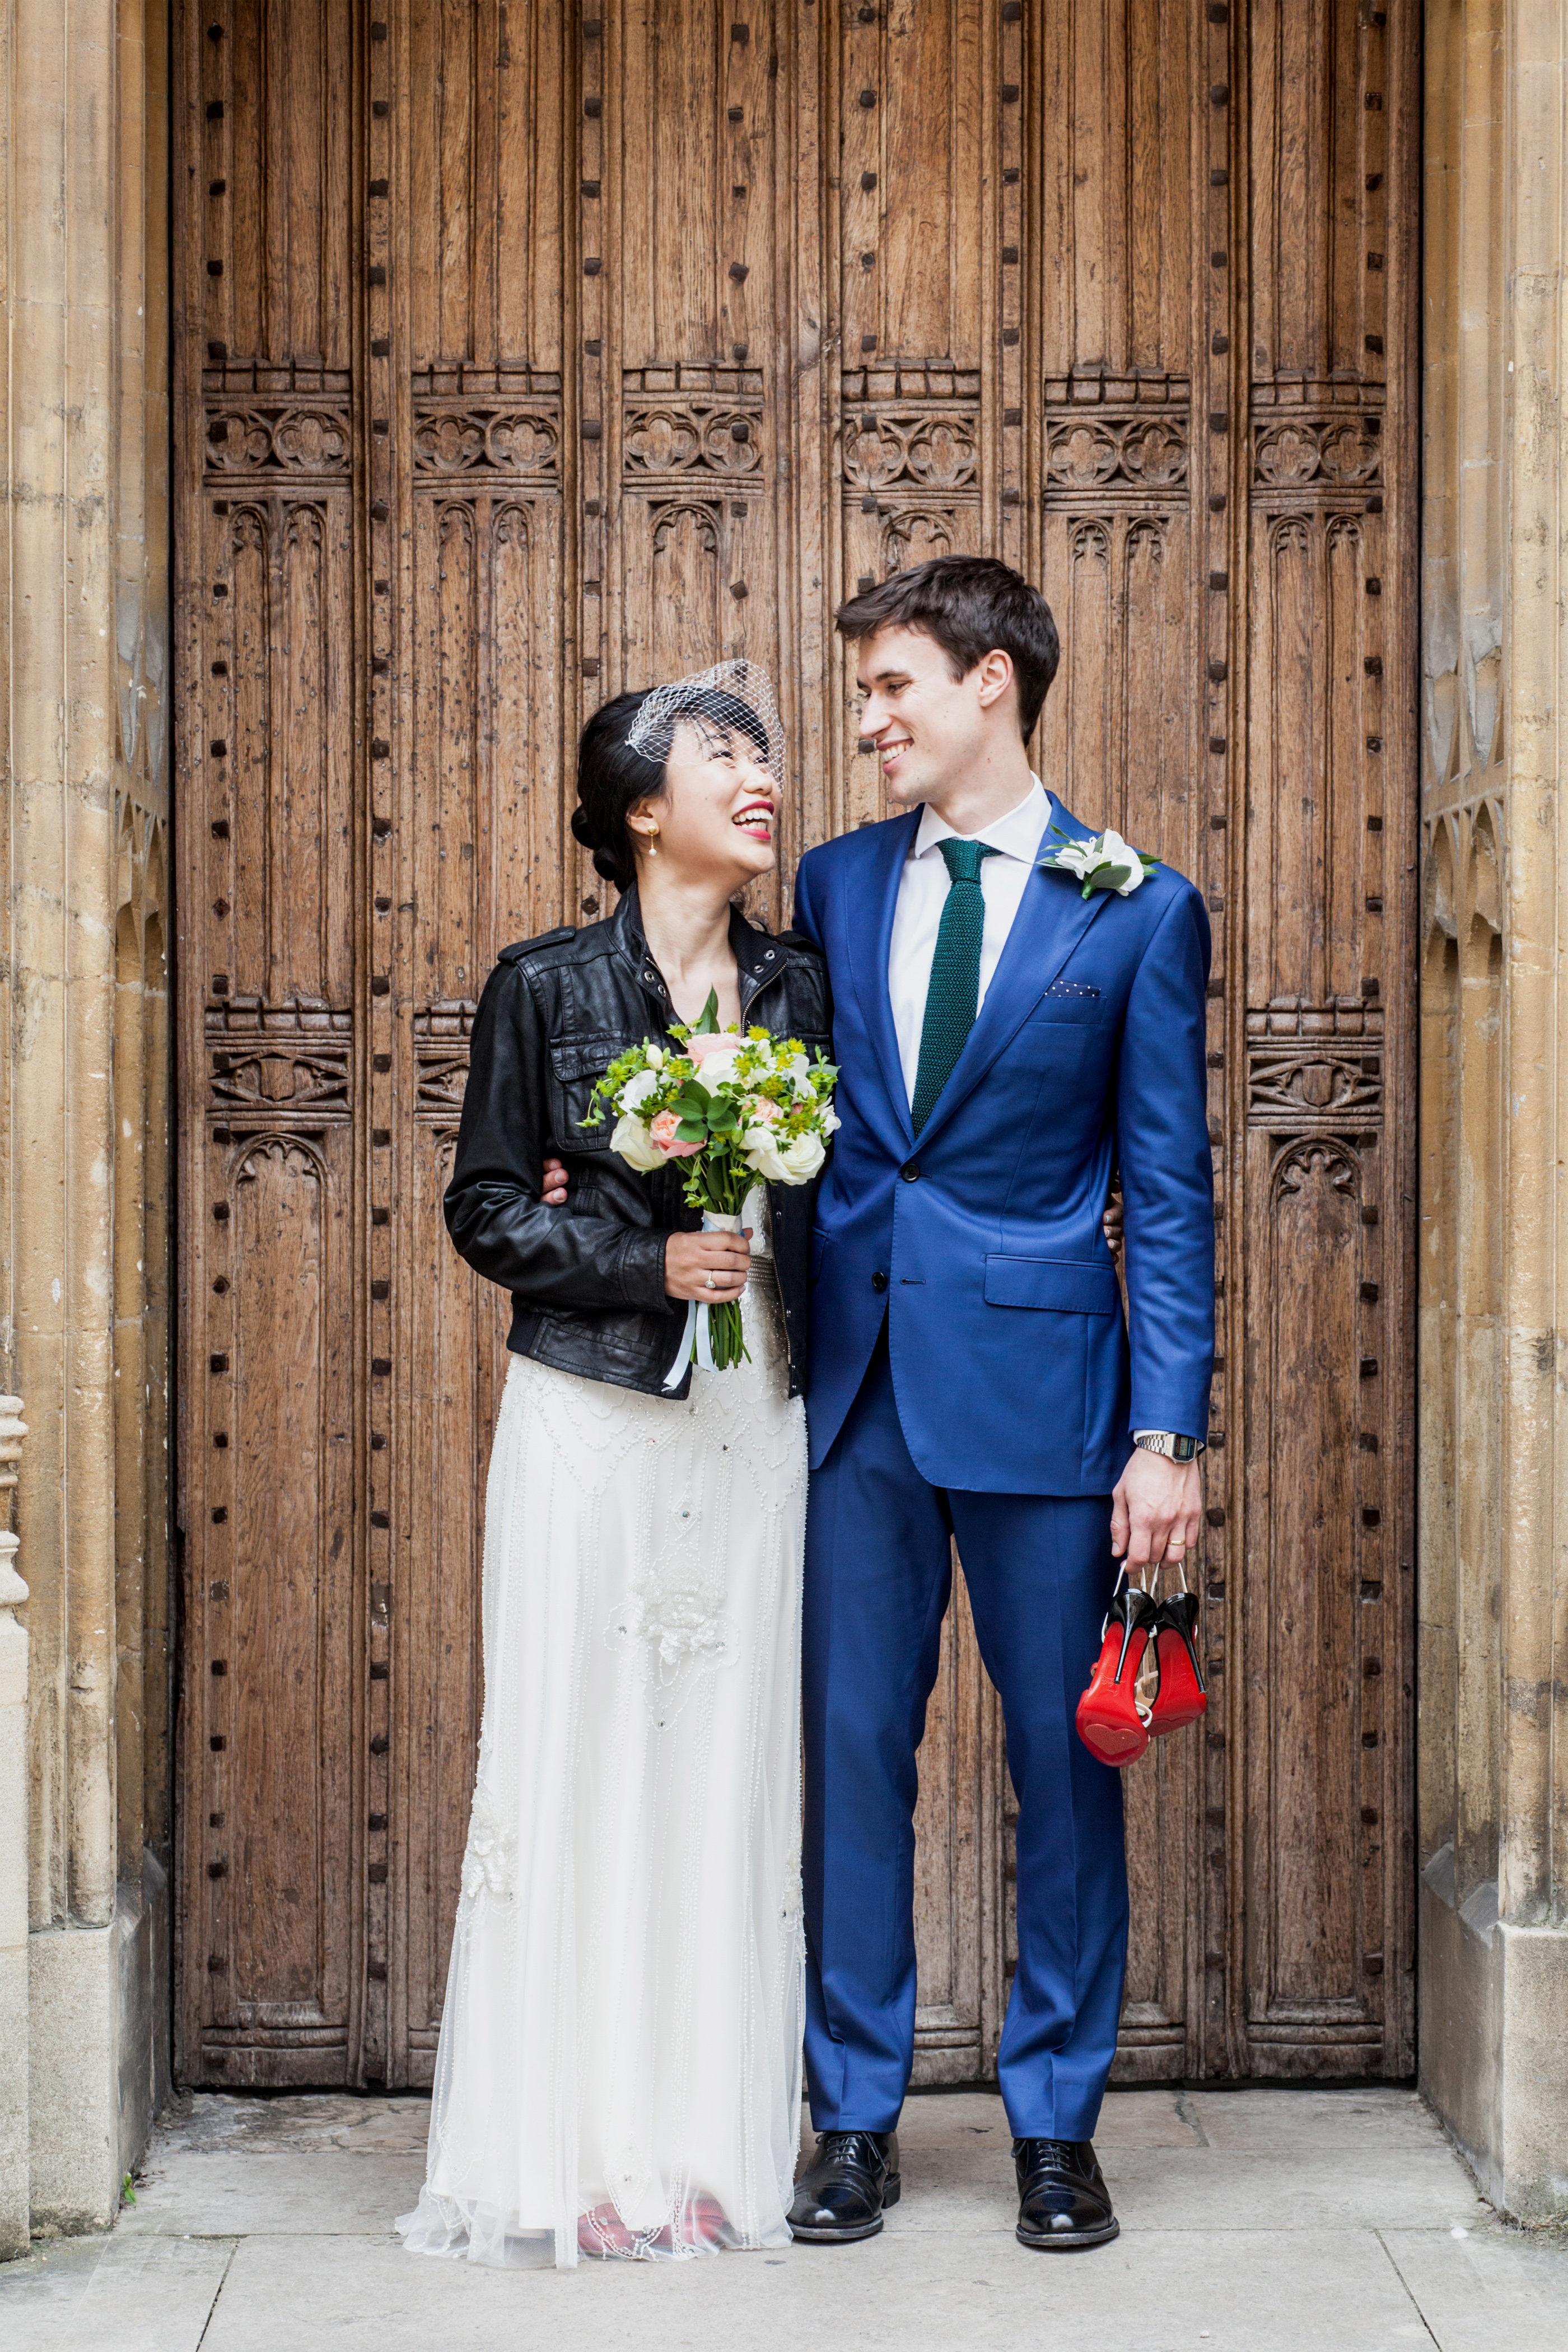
(1075, 1577, 1159, 1766)
(1147, 1586, 1207, 1735)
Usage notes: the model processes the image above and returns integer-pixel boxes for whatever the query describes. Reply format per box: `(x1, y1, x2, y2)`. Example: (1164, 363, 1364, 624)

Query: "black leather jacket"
(444, 888, 832, 1401)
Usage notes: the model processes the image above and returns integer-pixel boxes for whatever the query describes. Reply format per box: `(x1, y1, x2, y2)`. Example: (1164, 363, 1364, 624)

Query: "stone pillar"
(1420, 0, 1568, 2222)
(0, 1401, 30, 2261)
(1, 0, 170, 2241)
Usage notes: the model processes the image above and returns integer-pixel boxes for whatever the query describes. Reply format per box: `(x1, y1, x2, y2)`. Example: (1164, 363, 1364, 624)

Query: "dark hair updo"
(570, 685, 774, 894)
(570, 690, 658, 893)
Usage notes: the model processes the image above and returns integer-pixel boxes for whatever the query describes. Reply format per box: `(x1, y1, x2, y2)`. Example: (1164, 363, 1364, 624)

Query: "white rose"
(618, 1068, 659, 1110)
(740, 1126, 790, 1183)
(789, 1060, 815, 1098)
(693, 1047, 744, 1090)
(777, 1131, 827, 1183)
(610, 1111, 666, 1173)
(1095, 828, 1147, 895)
(743, 1127, 827, 1185)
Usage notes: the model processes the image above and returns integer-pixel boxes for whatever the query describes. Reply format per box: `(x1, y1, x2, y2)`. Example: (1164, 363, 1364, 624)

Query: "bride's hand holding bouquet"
(586, 990, 838, 1375)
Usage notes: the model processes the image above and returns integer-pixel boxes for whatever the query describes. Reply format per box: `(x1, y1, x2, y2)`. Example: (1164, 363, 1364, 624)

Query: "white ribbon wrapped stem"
(662, 1210, 745, 1392)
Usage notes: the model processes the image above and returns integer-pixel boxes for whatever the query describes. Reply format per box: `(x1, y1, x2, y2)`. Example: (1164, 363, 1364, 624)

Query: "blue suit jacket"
(791, 797, 1215, 1492)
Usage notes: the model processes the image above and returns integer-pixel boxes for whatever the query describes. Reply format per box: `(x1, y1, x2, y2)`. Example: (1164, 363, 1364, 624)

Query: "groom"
(785, 556, 1214, 2251)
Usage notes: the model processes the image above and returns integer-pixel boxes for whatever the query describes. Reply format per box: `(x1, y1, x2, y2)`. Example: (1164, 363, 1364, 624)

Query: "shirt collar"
(911, 775, 1051, 864)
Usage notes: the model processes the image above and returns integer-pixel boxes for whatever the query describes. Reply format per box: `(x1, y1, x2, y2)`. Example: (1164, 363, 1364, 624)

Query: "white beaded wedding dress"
(396, 1198, 805, 2269)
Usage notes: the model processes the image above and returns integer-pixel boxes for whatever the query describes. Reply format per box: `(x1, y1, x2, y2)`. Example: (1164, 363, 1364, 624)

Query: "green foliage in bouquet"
(582, 989, 839, 1371)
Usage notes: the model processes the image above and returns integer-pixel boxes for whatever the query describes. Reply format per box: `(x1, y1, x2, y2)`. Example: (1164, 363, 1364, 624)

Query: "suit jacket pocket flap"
(983, 1254, 1119, 1314)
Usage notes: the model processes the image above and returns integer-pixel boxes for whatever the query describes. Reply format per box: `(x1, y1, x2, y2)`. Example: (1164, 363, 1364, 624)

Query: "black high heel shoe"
(1147, 1583, 1206, 1734)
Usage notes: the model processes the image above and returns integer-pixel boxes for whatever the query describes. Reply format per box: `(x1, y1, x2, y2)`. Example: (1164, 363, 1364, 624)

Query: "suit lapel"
(913, 796, 1111, 1150)
(844, 808, 921, 1146)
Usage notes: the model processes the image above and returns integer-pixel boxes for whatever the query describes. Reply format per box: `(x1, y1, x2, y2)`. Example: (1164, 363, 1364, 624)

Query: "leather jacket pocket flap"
(549, 1034, 623, 1083)
(548, 1033, 624, 1150)
(983, 1254, 1119, 1314)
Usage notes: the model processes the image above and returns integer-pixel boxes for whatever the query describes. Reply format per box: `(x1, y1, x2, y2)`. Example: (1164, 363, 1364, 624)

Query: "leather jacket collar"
(610, 883, 791, 1024)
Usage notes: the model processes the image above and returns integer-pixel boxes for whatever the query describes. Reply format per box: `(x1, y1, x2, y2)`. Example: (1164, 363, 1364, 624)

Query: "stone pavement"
(2, 2085, 1566, 2351)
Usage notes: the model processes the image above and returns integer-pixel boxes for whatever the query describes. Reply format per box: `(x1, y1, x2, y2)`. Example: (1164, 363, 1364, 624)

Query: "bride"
(396, 665, 829, 2268)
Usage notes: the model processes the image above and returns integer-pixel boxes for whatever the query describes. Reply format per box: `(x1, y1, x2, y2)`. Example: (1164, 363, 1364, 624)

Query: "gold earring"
(645, 826, 659, 856)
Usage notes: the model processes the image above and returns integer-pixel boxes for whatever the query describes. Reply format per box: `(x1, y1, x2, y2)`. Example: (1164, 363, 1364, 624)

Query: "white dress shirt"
(887, 777, 1052, 1108)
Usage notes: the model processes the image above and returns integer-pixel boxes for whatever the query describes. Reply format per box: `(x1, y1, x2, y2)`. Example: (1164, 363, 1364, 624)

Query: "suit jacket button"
(900, 1160, 920, 1182)
(871, 1270, 888, 1293)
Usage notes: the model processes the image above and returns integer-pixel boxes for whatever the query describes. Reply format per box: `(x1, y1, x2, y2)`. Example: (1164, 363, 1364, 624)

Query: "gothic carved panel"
(843, 408, 979, 494)
(197, 1126, 356, 2080)
(204, 408, 352, 476)
(411, 408, 561, 477)
(203, 494, 355, 1013)
(623, 400, 764, 483)
(1044, 413, 1190, 497)
(1247, 1039, 1384, 1131)
(209, 1049, 351, 1116)
(1037, 510, 1196, 873)
(1253, 416, 1384, 494)
(1243, 1135, 1390, 2064)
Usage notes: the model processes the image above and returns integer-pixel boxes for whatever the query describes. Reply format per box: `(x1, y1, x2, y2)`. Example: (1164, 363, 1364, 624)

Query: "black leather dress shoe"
(1014, 2137, 1119, 2250)
(787, 2129, 901, 2243)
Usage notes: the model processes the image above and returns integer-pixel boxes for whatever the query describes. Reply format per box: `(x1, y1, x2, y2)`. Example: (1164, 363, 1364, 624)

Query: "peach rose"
(649, 1108, 703, 1158)
(744, 1095, 781, 1124)
(684, 1029, 740, 1062)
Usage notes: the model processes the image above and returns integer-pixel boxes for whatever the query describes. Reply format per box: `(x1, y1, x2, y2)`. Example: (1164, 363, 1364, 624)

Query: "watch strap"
(1132, 1429, 1203, 1462)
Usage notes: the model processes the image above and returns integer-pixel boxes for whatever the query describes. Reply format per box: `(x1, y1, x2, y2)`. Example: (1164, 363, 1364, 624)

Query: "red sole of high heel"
(1078, 1719, 1150, 1766)
(1075, 1616, 1153, 1766)
(1147, 1617, 1207, 1737)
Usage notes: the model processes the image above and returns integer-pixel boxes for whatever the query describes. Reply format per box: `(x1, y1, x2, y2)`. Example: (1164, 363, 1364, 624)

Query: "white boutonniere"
(1038, 824, 1159, 900)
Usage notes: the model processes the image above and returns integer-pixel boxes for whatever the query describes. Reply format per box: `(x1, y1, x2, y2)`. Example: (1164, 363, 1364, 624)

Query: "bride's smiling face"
(631, 715, 779, 889)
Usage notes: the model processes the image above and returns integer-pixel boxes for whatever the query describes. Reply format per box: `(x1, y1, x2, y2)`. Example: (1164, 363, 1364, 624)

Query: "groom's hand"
(1110, 1449, 1202, 1576)
(539, 1155, 569, 1205)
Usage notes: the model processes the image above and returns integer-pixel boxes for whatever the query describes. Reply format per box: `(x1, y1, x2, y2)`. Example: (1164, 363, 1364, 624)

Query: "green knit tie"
(911, 836, 1000, 1132)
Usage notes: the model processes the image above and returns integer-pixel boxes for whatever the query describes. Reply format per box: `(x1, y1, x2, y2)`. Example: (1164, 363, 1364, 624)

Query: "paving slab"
(894, 2087, 1204, 2153)
(875, 2092, 1466, 2237)
(1186, 2088, 1454, 2154)
(0, 2229, 234, 2352)
(198, 2224, 1438, 2352)
(1379, 2225, 1568, 2352)
(118, 2148, 426, 2240)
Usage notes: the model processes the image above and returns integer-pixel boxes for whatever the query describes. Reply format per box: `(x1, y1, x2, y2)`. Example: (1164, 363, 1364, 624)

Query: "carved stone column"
(0, 1401, 30, 2260)
(1, 0, 171, 2239)
(1419, 0, 1568, 2222)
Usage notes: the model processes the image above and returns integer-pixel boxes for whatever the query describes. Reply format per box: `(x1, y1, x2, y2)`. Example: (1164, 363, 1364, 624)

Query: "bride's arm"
(444, 959, 673, 1316)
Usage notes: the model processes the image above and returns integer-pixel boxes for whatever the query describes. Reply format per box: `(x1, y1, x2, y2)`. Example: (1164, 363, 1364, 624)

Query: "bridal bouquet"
(585, 992, 839, 1376)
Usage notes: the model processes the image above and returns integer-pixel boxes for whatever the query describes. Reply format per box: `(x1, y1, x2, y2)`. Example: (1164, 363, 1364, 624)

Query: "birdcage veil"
(624, 658, 785, 795)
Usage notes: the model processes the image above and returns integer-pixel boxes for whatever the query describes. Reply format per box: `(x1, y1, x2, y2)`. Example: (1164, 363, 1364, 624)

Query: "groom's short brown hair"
(834, 555, 1060, 743)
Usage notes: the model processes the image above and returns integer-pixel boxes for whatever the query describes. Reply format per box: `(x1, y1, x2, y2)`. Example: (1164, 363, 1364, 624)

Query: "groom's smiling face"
(854, 623, 1015, 815)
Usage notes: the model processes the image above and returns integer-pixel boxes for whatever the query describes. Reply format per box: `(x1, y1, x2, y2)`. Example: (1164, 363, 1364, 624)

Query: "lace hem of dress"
(395, 2182, 786, 2269)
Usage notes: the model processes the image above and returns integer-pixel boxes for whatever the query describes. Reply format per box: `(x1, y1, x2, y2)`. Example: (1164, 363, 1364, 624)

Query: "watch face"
(1173, 1435, 1196, 1462)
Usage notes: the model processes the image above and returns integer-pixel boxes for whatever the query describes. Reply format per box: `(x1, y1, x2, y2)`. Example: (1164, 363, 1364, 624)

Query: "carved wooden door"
(174, 0, 1416, 2088)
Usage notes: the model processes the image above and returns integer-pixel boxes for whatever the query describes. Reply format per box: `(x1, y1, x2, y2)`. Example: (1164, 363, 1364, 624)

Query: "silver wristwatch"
(1132, 1429, 1203, 1463)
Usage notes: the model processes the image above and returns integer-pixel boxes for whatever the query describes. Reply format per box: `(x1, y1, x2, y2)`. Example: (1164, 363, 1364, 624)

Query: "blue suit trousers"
(802, 1329, 1130, 2142)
